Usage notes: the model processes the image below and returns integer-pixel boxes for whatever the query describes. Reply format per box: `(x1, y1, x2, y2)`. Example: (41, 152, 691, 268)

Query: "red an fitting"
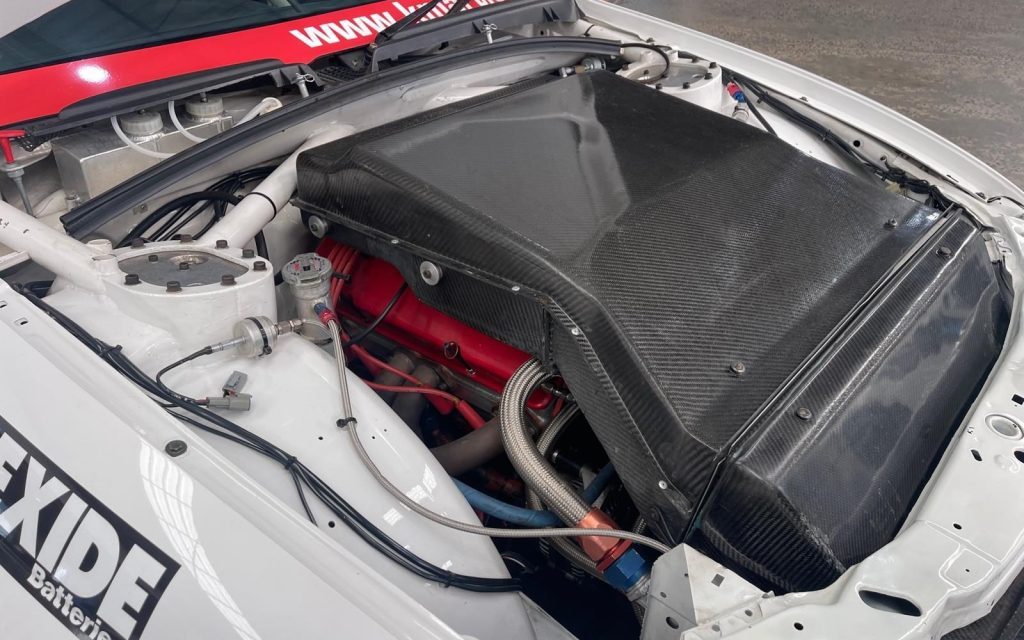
(316, 306, 339, 325)
(576, 508, 633, 570)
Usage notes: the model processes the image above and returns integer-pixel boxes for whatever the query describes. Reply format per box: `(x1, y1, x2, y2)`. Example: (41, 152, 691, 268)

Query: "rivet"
(570, 327, 581, 336)
(730, 361, 746, 376)
(221, 274, 236, 286)
(166, 281, 182, 293)
(165, 440, 187, 457)
(658, 480, 668, 490)
(148, 254, 159, 263)
(937, 246, 952, 258)
(511, 285, 521, 292)
(884, 218, 898, 229)
(124, 273, 140, 285)
(253, 261, 267, 272)
(242, 249, 255, 259)
(215, 239, 229, 249)
(795, 407, 812, 421)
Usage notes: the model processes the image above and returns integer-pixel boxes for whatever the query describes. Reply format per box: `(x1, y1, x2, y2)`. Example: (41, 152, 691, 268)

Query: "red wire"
(318, 238, 486, 430)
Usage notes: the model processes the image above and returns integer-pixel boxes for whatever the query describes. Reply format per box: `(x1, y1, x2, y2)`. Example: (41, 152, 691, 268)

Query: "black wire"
(730, 71, 953, 210)
(347, 283, 408, 346)
(116, 167, 276, 247)
(724, 73, 777, 137)
(17, 286, 519, 593)
(620, 43, 671, 84)
(155, 347, 214, 404)
(290, 468, 317, 525)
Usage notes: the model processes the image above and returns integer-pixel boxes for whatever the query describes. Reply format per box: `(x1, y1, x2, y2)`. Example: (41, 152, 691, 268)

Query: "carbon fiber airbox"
(296, 72, 1009, 591)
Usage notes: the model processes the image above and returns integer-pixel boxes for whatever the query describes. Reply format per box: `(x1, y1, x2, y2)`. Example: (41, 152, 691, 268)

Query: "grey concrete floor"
(611, 0, 1024, 187)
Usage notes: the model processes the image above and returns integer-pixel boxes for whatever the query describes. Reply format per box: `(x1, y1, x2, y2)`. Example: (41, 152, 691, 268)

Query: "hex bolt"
(242, 248, 255, 259)
(795, 407, 813, 421)
(885, 218, 898, 229)
(253, 261, 267, 272)
(124, 273, 141, 286)
(165, 440, 187, 457)
(148, 254, 159, 263)
(730, 361, 746, 376)
(937, 246, 952, 258)
(655, 83, 664, 90)
(703, 72, 713, 80)
(221, 274, 236, 286)
(682, 82, 691, 89)
(166, 281, 182, 293)
(215, 239, 229, 249)
(709, 61, 718, 69)
(130, 238, 146, 249)
(179, 234, 193, 243)
(178, 262, 190, 271)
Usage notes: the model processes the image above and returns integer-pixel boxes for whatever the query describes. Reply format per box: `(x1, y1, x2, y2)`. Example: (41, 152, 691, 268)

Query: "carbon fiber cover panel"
(296, 72, 1008, 591)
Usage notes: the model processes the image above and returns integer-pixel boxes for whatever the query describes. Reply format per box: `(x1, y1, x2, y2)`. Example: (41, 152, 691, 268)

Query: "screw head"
(215, 239, 229, 249)
(242, 249, 255, 259)
(178, 262, 190, 271)
(148, 254, 159, 263)
(419, 261, 442, 286)
(221, 274, 236, 286)
(130, 238, 146, 249)
(937, 246, 952, 258)
(124, 273, 140, 285)
(795, 407, 813, 421)
(165, 440, 187, 457)
(730, 361, 746, 376)
(253, 260, 267, 272)
(179, 234, 193, 243)
(166, 281, 182, 293)
(307, 215, 330, 238)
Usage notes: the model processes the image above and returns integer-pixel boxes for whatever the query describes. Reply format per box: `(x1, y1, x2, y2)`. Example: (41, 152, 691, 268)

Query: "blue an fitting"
(601, 547, 650, 593)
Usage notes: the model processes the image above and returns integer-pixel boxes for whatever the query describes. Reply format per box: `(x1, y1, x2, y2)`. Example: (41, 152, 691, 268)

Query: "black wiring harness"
(17, 287, 520, 594)
(116, 167, 276, 248)
(726, 70, 953, 210)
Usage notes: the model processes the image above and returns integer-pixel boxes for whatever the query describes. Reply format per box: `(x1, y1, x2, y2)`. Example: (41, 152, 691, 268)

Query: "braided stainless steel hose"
(346, 418, 672, 553)
(501, 359, 592, 524)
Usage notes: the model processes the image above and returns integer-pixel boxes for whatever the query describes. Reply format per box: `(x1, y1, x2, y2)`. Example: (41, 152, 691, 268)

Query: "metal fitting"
(282, 253, 334, 323)
(601, 547, 650, 593)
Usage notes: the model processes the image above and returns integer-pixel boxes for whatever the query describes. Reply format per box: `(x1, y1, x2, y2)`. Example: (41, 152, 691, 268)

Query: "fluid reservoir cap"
(185, 95, 224, 120)
(118, 110, 164, 137)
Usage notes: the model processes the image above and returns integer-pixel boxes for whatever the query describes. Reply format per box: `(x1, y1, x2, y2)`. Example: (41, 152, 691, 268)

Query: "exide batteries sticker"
(0, 416, 178, 640)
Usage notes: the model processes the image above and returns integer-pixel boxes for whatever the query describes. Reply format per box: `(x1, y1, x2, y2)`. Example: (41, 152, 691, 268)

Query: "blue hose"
(455, 463, 617, 527)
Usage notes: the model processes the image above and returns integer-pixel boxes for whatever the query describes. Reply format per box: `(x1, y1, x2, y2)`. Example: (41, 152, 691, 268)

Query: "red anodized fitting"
(576, 508, 634, 571)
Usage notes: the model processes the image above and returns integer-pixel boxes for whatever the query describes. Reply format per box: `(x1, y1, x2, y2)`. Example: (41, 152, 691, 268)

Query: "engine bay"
(0, 13, 1016, 640)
